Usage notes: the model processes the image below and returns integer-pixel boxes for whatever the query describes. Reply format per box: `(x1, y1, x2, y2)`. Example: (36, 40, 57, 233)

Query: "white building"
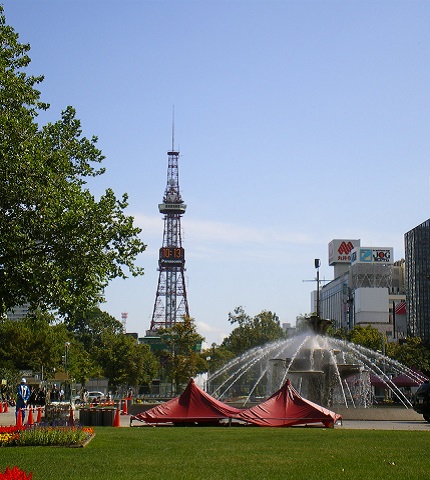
(318, 240, 406, 338)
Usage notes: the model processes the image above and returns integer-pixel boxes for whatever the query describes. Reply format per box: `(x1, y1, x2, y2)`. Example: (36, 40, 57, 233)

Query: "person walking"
(16, 378, 31, 423)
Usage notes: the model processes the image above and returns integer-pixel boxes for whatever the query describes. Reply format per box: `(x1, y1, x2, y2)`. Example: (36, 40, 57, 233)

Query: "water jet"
(208, 317, 426, 410)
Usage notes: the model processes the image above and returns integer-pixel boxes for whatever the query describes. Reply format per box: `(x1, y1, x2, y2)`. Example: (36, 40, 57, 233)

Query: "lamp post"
(64, 342, 70, 374)
(315, 259, 321, 319)
(64, 342, 71, 401)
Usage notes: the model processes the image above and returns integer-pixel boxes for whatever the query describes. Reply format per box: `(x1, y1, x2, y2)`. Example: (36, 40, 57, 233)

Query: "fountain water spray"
(208, 318, 426, 409)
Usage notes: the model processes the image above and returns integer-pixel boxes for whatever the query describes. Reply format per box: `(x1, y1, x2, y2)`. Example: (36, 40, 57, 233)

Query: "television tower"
(149, 127, 190, 331)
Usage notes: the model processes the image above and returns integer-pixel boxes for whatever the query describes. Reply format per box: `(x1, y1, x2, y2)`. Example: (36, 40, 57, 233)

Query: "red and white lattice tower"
(149, 135, 189, 331)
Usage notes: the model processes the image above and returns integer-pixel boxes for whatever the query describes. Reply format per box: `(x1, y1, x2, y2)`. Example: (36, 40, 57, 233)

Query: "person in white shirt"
(16, 378, 31, 423)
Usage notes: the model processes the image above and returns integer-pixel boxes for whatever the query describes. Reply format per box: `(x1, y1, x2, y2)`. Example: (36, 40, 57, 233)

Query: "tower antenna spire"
(171, 105, 175, 151)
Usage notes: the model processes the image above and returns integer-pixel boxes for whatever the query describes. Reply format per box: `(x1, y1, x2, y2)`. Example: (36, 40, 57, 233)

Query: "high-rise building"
(405, 218, 430, 344)
(6, 303, 30, 320)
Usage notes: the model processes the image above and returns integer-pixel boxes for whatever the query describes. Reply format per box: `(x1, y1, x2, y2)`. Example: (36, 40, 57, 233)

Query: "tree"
(158, 317, 205, 393)
(0, 7, 146, 317)
(66, 308, 158, 387)
(200, 343, 235, 375)
(386, 337, 430, 373)
(66, 308, 124, 352)
(94, 333, 159, 388)
(221, 306, 285, 355)
(348, 325, 384, 352)
(0, 313, 70, 374)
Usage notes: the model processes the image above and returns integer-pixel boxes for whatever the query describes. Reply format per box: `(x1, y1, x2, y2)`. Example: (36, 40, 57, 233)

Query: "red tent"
(391, 373, 428, 387)
(371, 372, 428, 388)
(131, 378, 242, 425)
(370, 374, 392, 388)
(236, 380, 342, 428)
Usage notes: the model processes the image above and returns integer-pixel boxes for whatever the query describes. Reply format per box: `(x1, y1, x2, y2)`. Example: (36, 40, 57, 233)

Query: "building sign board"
(328, 239, 361, 265)
(351, 247, 393, 265)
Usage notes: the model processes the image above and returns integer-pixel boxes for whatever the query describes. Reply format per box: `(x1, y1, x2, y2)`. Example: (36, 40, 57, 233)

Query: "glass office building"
(405, 219, 430, 344)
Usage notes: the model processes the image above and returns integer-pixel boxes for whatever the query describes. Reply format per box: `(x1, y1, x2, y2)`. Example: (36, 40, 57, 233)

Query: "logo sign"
(351, 247, 393, 265)
(328, 239, 360, 265)
(373, 249, 391, 262)
(359, 249, 372, 262)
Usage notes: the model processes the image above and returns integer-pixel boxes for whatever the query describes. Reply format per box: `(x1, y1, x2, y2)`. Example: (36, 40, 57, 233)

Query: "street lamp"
(64, 342, 71, 402)
(64, 342, 70, 374)
(315, 259, 321, 319)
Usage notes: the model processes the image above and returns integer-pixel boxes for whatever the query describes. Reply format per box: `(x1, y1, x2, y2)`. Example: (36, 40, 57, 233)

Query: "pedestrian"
(50, 384, 59, 402)
(16, 378, 31, 423)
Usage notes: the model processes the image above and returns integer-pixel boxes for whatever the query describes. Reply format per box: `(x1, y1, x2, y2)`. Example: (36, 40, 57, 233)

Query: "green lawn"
(1, 426, 430, 480)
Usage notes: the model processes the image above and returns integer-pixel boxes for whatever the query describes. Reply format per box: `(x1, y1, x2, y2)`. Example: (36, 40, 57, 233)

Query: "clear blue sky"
(3, 0, 430, 345)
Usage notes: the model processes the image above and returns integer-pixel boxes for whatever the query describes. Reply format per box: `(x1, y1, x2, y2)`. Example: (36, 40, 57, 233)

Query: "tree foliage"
(94, 333, 158, 388)
(0, 6, 146, 317)
(220, 306, 285, 356)
(158, 317, 205, 393)
(386, 337, 430, 373)
(0, 308, 159, 388)
(346, 325, 384, 352)
(0, 313, 69, 373)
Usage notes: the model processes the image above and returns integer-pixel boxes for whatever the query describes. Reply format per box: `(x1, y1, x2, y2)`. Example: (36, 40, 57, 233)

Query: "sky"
(3, 0, 430, 346)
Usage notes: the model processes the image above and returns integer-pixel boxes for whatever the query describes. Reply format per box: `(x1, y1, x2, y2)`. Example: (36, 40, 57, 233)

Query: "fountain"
(207, 316, 427, 410)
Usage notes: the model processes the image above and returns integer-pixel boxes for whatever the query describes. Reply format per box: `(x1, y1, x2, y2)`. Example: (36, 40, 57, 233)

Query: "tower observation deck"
(149, 145, 190, 331)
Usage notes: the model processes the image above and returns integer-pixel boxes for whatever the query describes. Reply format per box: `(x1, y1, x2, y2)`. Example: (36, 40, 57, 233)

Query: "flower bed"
(0, 424, 94, 447)
(0, 466, 32, 479)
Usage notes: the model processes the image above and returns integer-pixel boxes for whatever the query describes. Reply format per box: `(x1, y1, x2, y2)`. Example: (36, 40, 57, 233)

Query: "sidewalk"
(0, 409, 132, 427)
(2, 408, 429, 430)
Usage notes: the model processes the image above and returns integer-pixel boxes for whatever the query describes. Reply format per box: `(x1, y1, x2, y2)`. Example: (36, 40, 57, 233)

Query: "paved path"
(0, 409, 131, 427)
(2, 409, 429, 430)
(338, 419, 430, 430)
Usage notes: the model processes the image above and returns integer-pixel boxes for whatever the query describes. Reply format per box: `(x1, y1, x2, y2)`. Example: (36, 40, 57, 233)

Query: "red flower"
(0, 466, 33, 479)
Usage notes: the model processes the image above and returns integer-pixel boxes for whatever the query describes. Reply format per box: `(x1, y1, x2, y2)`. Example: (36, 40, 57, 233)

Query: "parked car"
(74, 391, 106, 404)
(412, 381, 430, 422)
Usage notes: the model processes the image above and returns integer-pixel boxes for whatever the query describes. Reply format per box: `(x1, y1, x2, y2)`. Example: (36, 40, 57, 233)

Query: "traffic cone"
(68, 407, 74, 426)
(4, 402, 8, 413)
(36, 407, 42, 423)
(16, 409, 23, 427)
(121, 398, 128, 415)
(113, 407, 121, 427)
(0, 402, 3, 413)
(27, 407, 34, 425)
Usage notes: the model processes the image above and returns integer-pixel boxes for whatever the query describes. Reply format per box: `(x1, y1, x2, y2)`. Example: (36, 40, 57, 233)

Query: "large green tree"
(0, 313, 70, 374)
(0, 6, 145, 317)
(66, 308, 125, 352)
(386, 337, 430, 372)
(221, 306, 286, 355)
(68, 308, 159, 387)
(158, 317, 206, 393)
(94, 333, 159, 388)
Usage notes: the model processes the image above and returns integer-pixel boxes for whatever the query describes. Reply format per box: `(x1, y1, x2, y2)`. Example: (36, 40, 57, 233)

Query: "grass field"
(1, 426, 429, 480)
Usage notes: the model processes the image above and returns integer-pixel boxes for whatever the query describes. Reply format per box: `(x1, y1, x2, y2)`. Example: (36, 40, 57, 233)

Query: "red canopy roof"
(236, 380, 342, 428)
(371, 372, 429, 388)
(132, 378, 242, 425)
(391, 373, 428, 387)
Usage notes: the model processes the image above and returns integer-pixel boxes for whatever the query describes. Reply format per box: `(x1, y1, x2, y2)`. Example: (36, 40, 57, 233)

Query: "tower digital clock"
(159, 247, 185, 265)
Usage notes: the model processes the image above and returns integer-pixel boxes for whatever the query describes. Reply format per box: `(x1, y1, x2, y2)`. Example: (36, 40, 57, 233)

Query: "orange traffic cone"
(68, 407, 75, 426)
(27, 407, 34, 425)
(4, 402, 8, 413)
(36, 407, 42, 423)
(113, 407, 121, 427)
(16, 408, 23, 427)
(0, 402, 3, 413)
(121, 398, 128, 415)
